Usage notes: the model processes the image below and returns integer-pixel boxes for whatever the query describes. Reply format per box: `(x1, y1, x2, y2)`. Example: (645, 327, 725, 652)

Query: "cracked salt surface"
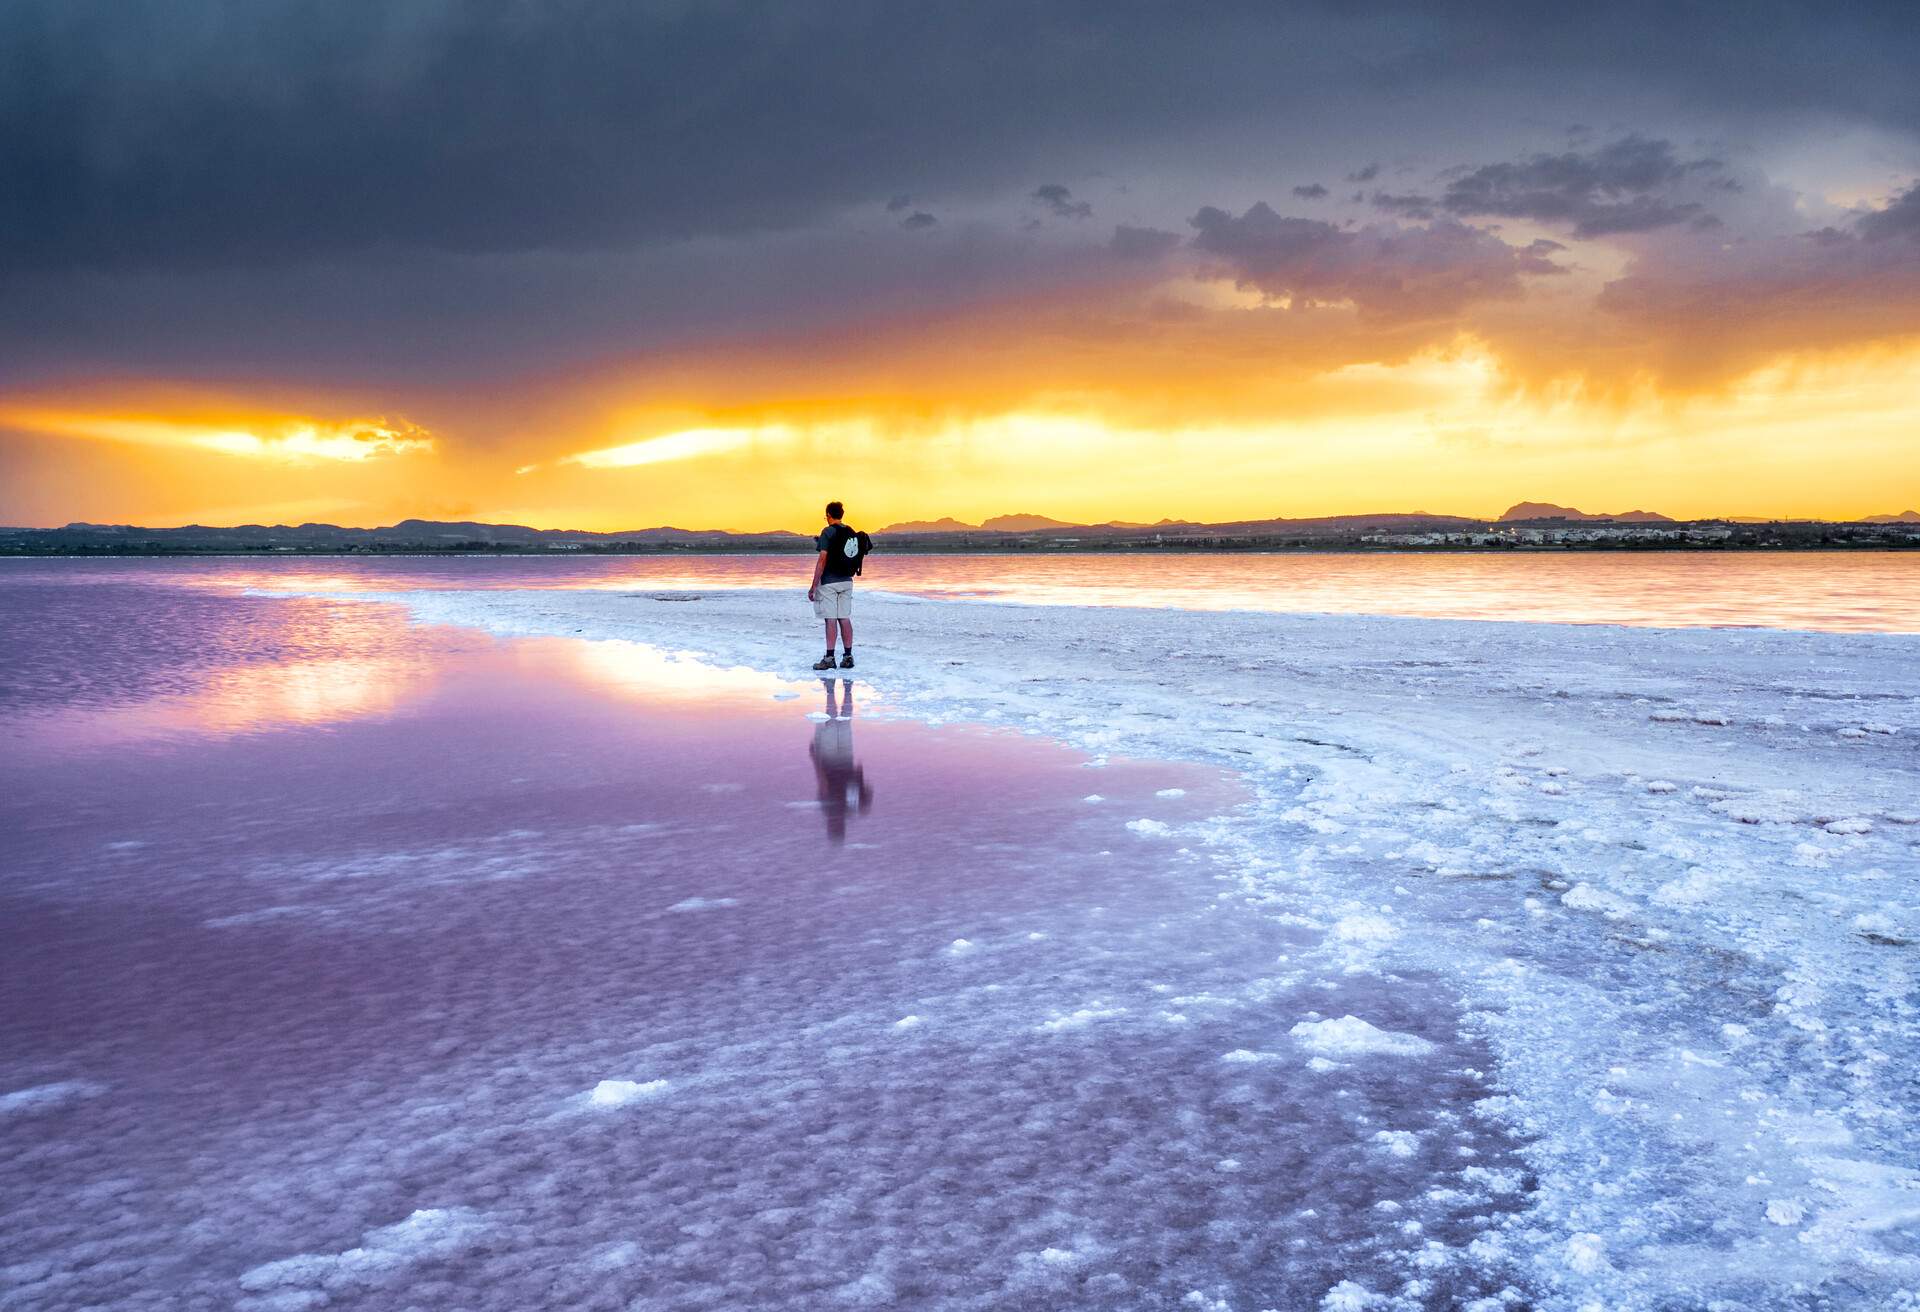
(4, 566, 1534, 1312)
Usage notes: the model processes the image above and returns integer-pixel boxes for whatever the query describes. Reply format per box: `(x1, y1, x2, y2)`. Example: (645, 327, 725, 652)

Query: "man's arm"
(809, 549, 826, 599)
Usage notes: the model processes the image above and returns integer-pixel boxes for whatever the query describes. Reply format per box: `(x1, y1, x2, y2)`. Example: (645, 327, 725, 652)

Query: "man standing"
(808, 500, 859, 670)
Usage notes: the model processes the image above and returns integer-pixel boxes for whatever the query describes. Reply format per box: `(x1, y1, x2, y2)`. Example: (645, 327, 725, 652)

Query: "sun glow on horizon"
(4, 335, 1918, 530)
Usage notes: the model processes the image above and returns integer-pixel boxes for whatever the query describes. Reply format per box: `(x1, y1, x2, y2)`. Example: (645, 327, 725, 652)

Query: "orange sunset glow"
(7, 329, 1919, 531)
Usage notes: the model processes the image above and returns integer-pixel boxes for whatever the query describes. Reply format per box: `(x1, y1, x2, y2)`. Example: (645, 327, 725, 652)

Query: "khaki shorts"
(813, 578, 854, 620)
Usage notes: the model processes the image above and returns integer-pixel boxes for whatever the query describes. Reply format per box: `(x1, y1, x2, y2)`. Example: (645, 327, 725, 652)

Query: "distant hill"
(1500, 501, 1673, 523)
(1860, 510, 1920, 523)
(878, 513, 1083, 533)
(877, 511, 1484, 538)
(1185, 512, 1483, 535)
(980, 513, 1080, 532)
(876, 516, 978, 533)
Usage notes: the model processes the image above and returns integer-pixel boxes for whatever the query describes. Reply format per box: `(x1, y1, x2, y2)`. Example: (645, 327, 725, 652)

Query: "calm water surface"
(9, 550, 1915, 632)
(1, 571, 1528, 1310)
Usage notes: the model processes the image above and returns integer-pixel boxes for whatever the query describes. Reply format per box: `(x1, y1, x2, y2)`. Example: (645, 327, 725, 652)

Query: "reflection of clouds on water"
(12, 654, 433, 749)
(810, 679, 872, 844)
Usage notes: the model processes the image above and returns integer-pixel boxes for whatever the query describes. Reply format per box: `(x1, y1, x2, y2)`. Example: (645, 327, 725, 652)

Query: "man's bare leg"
(823, 619, 838, 653)
(837, 619, 853, 650)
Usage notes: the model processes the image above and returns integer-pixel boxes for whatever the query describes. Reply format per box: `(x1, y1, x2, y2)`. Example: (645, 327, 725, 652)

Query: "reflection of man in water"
(810, 679, 873, 843)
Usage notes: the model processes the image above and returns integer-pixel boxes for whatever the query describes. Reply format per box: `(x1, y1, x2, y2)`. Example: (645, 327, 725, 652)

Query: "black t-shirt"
(816, 523, 858, 581)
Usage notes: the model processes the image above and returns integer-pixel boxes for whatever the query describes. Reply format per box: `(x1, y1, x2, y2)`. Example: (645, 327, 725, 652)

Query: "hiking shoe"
(813, 655, 838, 670)
(839, 653, 855, 669)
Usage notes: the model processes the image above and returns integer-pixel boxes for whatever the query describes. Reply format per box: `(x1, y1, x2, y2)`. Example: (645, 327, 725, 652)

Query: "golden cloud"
(0, 406, 435, 462)
(557, 425, 786, 469)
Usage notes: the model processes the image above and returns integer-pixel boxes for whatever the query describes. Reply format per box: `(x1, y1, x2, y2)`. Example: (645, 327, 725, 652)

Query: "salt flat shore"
(271, 583, 1920, 1309)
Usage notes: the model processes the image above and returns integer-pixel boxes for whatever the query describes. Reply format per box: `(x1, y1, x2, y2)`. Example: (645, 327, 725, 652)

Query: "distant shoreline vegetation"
(2, 516, 1916, 556)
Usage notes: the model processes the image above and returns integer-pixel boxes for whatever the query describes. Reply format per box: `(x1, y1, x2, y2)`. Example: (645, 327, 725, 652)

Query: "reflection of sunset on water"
(0, 580, 458, 750)
(548, 637, 809, 706)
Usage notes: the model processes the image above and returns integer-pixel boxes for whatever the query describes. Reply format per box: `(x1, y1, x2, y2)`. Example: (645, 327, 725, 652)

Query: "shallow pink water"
(0, 568, 1530, 1309)
(13, 549, 1915, 632)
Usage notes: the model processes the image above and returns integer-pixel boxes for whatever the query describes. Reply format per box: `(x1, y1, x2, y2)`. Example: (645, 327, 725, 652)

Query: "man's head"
(824, 501, 844, 522)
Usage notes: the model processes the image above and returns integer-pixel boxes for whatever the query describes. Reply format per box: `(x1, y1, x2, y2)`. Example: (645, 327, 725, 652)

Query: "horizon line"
(10, 504, 1920, 536)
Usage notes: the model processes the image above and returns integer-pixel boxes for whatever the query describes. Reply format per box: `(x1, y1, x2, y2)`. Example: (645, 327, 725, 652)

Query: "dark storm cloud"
(1858, 181, 1920, 241)
(1291, 184, 1329, 200)
(1109, 225, 1182, 261)
(1033, 184, 1093, 220)
(1440, 136, 1722, 236)
(4, 0, 1920, 388)
(1188, 201, 1562, 320)
(1369, 192, 1438, 220)
(7, 1, 1920, 277)
(0, 222, 1138, 393)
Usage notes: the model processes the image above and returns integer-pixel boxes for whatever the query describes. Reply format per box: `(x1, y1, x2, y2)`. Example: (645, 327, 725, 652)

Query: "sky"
(3, 0, 1919, 530)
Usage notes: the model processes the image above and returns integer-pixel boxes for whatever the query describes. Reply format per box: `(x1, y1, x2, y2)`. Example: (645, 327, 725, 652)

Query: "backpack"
(827, 524, 874, 576)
